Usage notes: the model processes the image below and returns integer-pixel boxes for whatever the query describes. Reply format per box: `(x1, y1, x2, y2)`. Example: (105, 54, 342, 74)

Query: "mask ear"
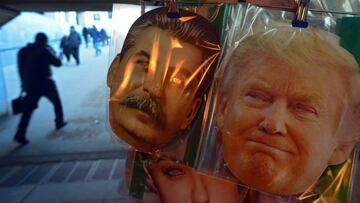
(180, 98, 202, 129)
(217, 95, 228, 130)
(328, 104, 360, 165)
(328, 138, 358, 165)
(107, 55, 121, 88)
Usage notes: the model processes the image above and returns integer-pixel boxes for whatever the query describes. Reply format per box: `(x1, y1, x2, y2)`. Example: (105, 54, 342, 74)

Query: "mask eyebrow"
(240, 78, 272, 91)
(159, 156, 184, 164)
(132, 50, 150, 60)
(290, 93, 323, 110)
(291, 93, 322, 103)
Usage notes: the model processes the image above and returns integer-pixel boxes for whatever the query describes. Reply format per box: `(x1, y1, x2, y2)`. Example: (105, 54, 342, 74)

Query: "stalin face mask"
(107, 7, 220, 152)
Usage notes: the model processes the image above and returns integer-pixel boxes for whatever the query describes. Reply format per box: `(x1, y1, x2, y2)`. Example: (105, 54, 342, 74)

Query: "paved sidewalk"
(0, 158, 135, 203)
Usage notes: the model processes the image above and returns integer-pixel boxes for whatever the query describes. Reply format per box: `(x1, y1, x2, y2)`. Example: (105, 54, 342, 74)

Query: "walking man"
(90, 25, 101, 56)
(68, 26, 82, 65)
(82, 27, 89, 48)
(14, 32, 67, 145)
(59, 35, 71, 62)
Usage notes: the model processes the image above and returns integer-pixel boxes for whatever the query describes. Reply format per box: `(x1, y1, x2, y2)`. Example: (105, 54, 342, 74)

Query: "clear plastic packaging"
(124, 148, 244, 203)
(107, 4, 224, 202)
(195, 1, 360, 202)
(108, 1, 360, 202)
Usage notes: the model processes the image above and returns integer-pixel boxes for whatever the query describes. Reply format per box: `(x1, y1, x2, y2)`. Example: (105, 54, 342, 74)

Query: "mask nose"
(143, 64, 165, 98)
(191, 172, 209, 203)
(143, 79, 162, 97)
(259, 102, 287, 136)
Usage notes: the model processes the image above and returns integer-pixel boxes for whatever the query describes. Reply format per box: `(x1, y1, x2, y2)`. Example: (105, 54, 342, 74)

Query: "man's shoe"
(56, 122, 67, 130)
(13, 137, 29, 145)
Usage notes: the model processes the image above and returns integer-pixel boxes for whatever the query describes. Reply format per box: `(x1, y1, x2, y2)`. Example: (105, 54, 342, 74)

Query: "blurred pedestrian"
(100, 28, 109, 46)
(82, 27, 90, 48)
(14, 32, 67, 145)
(90, 25, 101, 56)
(59, 35, 71, 62)
(68, 26, 82, 65)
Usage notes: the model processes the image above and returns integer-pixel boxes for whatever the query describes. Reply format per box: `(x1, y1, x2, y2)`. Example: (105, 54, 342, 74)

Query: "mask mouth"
(120, 94, 165, 130)
(245, 131, 295, 155)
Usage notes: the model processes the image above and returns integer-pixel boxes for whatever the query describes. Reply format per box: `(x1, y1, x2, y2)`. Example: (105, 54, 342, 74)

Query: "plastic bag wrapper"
(122, 147, 246, 203)
(219, 0, 360, 59)
(107, 6, 220, 153)
(195, 2, 360, 202)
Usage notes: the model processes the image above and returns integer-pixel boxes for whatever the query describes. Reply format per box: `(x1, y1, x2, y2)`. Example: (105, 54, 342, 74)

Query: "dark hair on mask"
(109, 7, 220, 98)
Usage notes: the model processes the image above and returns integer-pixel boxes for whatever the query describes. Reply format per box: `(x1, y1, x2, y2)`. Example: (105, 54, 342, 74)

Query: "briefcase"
(11, 93, 26, 115)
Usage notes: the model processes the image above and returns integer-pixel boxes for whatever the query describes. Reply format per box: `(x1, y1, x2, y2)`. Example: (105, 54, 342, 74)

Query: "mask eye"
(244, 91, 271, 104)
(135, 59, 149, 72)
(165, 167, 185, 177)
(292, 104, 317, 116)
(169, 77, 185, 87)
(158, 160, 187, 179)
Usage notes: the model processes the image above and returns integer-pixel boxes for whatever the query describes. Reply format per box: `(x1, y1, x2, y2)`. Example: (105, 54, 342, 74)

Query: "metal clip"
(167, 0, 181, 18)
(292, 0, 310, 28)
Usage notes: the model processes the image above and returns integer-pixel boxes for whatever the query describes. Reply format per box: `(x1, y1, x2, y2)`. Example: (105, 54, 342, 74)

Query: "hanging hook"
(167, 0, 181, 18)
(292, 0, 310, 28)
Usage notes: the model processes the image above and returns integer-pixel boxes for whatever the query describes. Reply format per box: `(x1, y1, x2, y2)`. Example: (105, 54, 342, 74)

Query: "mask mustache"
(120, 95, 165, 129)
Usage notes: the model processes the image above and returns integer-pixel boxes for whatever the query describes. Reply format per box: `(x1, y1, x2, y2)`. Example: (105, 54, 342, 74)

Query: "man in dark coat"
(14, 32, 67, 145)
(90, 25, 101, 56)
(68, 26, 82, 65)
(82, 27, 89, 48)
(60, 35, 71, 62)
